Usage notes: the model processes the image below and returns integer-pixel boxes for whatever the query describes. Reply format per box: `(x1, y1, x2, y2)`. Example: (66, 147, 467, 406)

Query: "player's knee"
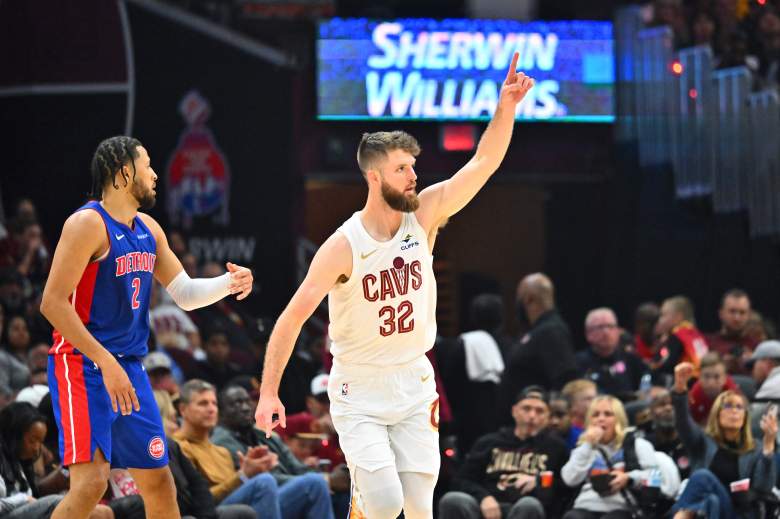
(362, 486, 404, 519)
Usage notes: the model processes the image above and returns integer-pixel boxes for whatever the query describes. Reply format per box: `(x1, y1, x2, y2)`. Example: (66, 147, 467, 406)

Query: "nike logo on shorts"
(360, 249, 378, 260)
(421, 375, 431, 383)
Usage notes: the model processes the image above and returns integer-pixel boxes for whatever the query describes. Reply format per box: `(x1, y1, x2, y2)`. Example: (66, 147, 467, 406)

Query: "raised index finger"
(506, 51, 519, 81)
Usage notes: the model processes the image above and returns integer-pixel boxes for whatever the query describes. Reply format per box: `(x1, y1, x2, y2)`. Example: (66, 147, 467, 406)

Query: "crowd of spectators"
(4, 196, 780, 519)
(646, 0, 780, 89)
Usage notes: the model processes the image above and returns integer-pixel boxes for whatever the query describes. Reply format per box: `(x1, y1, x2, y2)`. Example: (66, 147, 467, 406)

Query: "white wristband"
(165, 270, 231, 311)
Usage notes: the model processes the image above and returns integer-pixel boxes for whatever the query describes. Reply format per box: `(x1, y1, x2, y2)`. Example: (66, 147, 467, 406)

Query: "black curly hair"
(0, 402, 46, 495)
(89, 136, 143, 199)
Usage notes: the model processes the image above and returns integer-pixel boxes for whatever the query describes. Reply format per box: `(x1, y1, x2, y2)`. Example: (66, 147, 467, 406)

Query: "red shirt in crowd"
(688, 375, 739, 424)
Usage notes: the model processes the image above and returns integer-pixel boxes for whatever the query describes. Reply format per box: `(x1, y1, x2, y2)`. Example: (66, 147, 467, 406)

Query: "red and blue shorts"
(47, 350, 169, 469)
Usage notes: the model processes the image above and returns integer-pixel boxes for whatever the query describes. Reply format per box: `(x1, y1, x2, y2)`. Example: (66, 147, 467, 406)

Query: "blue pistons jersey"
(49, 200, 156, 357)
(48, 200, 169, 469)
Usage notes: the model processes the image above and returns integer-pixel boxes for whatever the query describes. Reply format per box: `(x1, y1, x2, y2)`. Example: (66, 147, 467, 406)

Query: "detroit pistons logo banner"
(166, 90, 231, 230)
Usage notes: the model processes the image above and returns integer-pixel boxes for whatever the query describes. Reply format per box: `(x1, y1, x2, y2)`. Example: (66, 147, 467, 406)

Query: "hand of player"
(479, 495, 502, 519)
(100, 356, 140, 415)
(498, 51, 534, 109)
(226, 262, 253, 300)
(255, 393, 286, 438)
(673, 362, 695, 392)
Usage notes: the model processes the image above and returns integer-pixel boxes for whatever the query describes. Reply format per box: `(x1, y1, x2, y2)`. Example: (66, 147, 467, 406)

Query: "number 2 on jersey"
(379, 300, 414, 336)
(131, 277, 141, 309)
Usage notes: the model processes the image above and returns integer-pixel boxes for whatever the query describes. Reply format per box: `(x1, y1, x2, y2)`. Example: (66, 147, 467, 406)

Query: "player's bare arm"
(139, 213, 253, 303)
(416, 51, 534, 234)
(256, 231, 352, 436)
(40, 210, 140, 415)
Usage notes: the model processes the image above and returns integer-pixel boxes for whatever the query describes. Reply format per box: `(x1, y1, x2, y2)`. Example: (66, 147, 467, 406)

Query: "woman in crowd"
(0, 402, 63, 519)
(671, 362, 777, 519)
(1, 315, 31, 364)
(561, 395, 679, 518)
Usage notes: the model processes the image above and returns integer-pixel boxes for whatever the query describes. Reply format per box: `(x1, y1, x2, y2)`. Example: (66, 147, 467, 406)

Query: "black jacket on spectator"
(576, 348, 648, 399)
(168, 439, 219, 519)
(642, 428, 692, 480)
(452, 427, 570, 516)
(437, 332, 511, 455)
(501, 310, 577, 415)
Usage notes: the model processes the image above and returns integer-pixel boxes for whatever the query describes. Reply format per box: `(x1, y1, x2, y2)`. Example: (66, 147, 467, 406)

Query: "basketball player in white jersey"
(256, 53, 534, 519)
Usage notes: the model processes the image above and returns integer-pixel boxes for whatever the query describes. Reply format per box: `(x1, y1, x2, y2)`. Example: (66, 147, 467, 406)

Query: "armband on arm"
(165, 270, 231, 311)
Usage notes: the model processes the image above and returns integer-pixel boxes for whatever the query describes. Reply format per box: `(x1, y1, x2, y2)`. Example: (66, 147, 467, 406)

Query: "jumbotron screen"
(317, 18, 614, 123)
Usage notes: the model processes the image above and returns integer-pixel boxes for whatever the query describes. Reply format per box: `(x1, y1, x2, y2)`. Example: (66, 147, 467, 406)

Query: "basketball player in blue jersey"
(40, 136, 253, 519)
(257, 54, 534, 519)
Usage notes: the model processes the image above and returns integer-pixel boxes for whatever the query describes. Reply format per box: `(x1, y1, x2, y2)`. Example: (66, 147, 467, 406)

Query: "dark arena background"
(2, 0, 780, 517)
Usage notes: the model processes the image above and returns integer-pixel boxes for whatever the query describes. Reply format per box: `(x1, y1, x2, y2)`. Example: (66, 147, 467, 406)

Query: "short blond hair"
(561, 379, 597, 404)
(581, 395, 629, 447)
(356, 131, 420, 175)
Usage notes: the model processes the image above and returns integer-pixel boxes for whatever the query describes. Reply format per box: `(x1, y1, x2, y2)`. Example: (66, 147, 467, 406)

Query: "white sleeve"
(561, 442, 597, 487)
(165, 270, 231, 311)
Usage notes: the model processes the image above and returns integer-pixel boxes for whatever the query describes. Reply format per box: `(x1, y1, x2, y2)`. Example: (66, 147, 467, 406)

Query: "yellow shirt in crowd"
(173, 430, 242, 502)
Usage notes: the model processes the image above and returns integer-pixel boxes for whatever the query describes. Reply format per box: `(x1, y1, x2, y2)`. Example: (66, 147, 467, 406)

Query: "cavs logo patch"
(429, 397, 440, 431)
(148, 436, 165, 460)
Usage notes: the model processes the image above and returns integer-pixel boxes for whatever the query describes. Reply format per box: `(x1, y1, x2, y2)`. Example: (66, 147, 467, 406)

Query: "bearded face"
(380, 177, 419, 212)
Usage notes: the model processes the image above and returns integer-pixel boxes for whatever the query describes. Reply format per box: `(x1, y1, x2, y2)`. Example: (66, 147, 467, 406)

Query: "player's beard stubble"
(381, 179, 419, 213)
(131, 181, 156, 210)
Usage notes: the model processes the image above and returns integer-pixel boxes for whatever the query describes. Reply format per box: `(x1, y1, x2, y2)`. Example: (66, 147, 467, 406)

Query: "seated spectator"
(577, 308, 648, 401)
(26, 343, 48, 373)
(279, 374, 345, 469)
(689, 352, 739, 424)
(173, 380, 280, 515)
(561, 380, 598, 450)
(0, 402, 112, 519)
(173, 380, 333, 519)
(670, 362, 776, 519)
(651, 296, 709, 382)
(0, 269, 26, 317)
(210, 385, 347, 517)
(143, 352, 181, 396)
(3, 315, 31, 364)
(438, 293, 507, 454)
(744, 310, 776, 345)
(561, 395, 679, 519)
(152, 388, 255, 519)
(439, 386, 571, 519)
(628, 302, 659, 362)
(502, 274, 577, 417)
(748, 340, 780, 400)
(641, 388, 692, 480)
(756, 9, 780, 87)
(548, 392, 571, 442)
(0, 347, 29, 395)
(196, 328, 244, 391)
(691, 10, 717, 48)
(707, 289, 758, 374)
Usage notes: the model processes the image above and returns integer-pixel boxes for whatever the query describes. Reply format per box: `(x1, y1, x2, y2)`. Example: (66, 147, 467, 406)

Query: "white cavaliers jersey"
(328, 211, 437, 367)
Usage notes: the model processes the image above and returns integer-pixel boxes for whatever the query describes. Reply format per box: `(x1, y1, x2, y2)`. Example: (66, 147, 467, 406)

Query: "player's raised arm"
(40, 211, 140, 415)
(139, 213, 253, 308)
(256, 232, 352, 437)
(417, 51, 534, 231)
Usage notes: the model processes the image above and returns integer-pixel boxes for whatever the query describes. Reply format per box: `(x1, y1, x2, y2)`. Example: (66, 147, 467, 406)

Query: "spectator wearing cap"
(439, 386, 571, 519)
(209, 385, 347, 518)
(577, 308, 648, 401)
(502, 274, 577, 420)
(748, 340, 780, 400)
(279, 374, 345, 470)
(144, 351, 182, 396)
(706, 289, 758, 375)
(688, 352, 739, 425)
